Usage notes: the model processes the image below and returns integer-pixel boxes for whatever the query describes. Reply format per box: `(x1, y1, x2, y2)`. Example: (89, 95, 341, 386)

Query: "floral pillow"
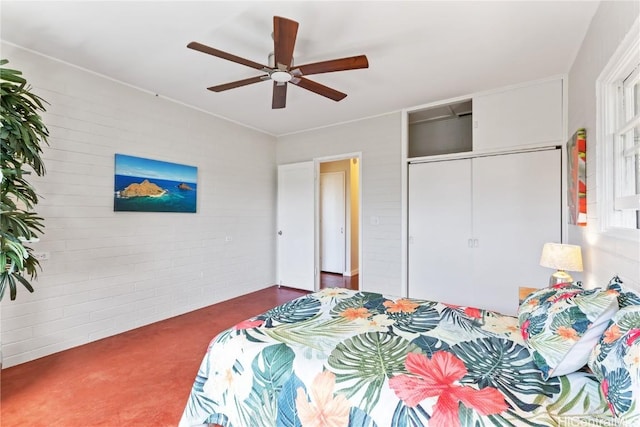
(518, 283, 619, 379)
(606, 275, 640, 308)
(588, 306, 640, 422)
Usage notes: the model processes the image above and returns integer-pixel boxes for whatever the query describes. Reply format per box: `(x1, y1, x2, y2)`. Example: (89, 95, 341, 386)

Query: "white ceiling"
(0, 1, 599, 136)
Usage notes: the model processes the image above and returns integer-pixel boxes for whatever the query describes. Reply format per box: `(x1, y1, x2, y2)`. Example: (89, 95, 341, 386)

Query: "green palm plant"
(1, 59, 49, 300)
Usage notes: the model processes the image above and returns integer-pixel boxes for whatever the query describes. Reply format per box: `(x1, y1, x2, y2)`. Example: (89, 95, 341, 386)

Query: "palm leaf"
(275, 373, 306, 427)
(328, 332, 420, 413)
(619, 291, 640, 308)
(256, 313, 362, 352)
(362, 296, 392, 313)
(523, 289, 555, 306)
(603, 367, 633, 415)
(348, 407, 378, 427)
(452, 338, 560, 412)
(439, 306, 484, 333)
(616, 310, 640, 332)
(528, 333, 571, 365)
(591, 311, 640, 364)
(389, 303, 440, 334)
(330, 292, 384, 318)
(543, 374, 608, 416)
(550, 306, 589, 334)
(244, 343, 295, 425)
(411, 334, 450, 357)
(390, 400, 431, 426)
(523, 313, 547, 337)
(574, 291, 617, 319)
(483, 410, 554, 427)
(459, 403, 542, 427)
(204, 413, 230, 427)
(257, 295, 321, 327)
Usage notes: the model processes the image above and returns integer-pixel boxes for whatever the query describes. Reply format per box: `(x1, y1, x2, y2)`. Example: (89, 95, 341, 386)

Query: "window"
(599, 23, 640, 235)
(614, 66, 640, 228)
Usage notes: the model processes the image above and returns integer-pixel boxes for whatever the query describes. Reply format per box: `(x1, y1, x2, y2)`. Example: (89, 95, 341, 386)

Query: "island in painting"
(114, 154, 197, 213)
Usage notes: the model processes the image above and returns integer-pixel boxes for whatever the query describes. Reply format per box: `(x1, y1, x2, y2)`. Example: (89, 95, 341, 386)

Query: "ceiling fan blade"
(292, 55, 369, 76)
(207, 76, 267, 92)
(273, 16, 299, 69)
(272, 82, 287, 109)
(188, 41, 268, 71)
(291, 77, 347, 102)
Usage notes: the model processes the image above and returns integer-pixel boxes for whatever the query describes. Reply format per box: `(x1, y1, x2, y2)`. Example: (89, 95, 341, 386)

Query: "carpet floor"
(1, 285, 307, 427)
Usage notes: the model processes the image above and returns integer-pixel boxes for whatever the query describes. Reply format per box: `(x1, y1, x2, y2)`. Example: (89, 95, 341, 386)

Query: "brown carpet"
(0, 285, 307, 427)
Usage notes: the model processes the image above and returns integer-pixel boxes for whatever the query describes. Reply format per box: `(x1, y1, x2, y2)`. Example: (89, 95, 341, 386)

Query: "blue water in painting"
(114, 175, 197, 213)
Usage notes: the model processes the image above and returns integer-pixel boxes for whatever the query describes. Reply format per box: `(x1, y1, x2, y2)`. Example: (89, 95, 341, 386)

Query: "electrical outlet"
(31, 251, 50, 261)
(225, 236, 233, 242)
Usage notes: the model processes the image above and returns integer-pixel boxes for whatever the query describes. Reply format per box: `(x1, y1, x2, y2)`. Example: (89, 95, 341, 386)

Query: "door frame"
(314, 152, 362, 291)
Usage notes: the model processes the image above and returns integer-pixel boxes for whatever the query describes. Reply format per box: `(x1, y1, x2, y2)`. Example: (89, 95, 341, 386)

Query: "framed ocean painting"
(114, 154, 197, 213)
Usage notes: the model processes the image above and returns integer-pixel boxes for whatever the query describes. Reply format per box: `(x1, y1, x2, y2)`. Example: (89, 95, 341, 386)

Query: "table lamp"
(539, 243, 583, 286)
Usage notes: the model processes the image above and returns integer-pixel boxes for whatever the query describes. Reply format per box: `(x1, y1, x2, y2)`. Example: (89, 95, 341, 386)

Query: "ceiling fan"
(187, 16, 369, 109)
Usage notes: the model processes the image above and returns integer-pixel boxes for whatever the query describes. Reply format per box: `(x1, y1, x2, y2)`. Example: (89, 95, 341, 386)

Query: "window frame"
(597, 19, 640, 240)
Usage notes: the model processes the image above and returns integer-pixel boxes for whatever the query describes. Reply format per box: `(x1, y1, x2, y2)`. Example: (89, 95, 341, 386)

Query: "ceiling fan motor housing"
(268, 52, 293, 69)
(268, 52, 293, 82)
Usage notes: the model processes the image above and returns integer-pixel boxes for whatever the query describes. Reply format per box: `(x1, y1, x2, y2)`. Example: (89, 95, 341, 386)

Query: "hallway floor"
(0, 286, 307, 427)
(320, 272, 359, 290)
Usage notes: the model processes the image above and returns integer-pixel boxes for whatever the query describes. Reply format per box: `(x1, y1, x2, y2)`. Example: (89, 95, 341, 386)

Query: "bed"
(180, 280, 639, 427)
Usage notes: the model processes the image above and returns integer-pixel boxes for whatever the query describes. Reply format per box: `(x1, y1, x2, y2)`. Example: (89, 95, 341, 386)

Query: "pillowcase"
(518, 283, 619, 379)
(606, 275, 640, 308)
(588, 306, 640, 421)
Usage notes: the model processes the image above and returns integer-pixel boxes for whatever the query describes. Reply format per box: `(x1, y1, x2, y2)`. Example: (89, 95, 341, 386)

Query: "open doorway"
(318, 157, 360, 291)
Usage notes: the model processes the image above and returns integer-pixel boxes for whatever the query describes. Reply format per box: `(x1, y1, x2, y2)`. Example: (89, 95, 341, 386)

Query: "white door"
(408, 159, 474, 305)
(320, 172, 346, 274)
(277, 162, 315, 291)
(472, 149, 561, 314)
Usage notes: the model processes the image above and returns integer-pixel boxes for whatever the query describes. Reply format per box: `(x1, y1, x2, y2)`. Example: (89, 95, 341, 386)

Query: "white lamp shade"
(539, 243, 583, 272)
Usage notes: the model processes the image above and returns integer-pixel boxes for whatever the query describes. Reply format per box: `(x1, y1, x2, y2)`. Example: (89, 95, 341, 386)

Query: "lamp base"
(549, 270, 573, 286)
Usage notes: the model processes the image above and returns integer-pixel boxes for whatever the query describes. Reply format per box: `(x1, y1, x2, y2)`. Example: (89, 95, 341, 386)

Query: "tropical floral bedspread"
(179, 288, 613, 427)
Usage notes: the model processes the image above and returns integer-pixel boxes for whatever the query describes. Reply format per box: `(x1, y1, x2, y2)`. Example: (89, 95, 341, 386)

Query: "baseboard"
(344, 268, 359, 277)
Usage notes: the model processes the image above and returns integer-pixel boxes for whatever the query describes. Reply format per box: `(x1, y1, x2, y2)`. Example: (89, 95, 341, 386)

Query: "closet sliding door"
(408, 148, 561, 314)
(408, 159, 474, 306)
(472, 149, 561, 313)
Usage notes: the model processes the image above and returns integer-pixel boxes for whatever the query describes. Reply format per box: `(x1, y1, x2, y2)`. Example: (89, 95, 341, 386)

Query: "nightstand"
(519, 287, 539, 304)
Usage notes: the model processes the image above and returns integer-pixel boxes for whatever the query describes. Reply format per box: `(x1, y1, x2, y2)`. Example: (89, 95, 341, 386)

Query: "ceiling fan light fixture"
(270, 70, 292, 83)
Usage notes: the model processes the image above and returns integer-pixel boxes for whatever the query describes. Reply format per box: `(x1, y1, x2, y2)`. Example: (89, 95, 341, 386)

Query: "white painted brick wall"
(277, 113, 403, 296)
(0, 43, 277, 367)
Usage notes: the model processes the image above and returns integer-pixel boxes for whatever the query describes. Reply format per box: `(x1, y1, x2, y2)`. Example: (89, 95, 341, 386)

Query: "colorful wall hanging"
(567, 129, 586, 226)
